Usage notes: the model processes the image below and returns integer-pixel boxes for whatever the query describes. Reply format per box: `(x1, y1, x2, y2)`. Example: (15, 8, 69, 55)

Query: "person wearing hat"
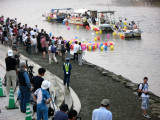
(54, 104, 69, 120)
(33, 80, 51, 120)
(92, 99, 112, 120)
(63, 58, 72, 90)
(18, 61, 31, 113)
(5, 50, 17, 93)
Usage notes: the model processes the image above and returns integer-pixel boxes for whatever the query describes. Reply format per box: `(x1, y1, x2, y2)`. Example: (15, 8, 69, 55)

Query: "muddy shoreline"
(17, 45, 160, 120)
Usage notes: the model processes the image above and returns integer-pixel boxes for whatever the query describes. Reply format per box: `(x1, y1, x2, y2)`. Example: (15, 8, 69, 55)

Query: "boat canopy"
(51, 8, 72, 12)
(74, 9, 88, 14)
(97, 11, 115, 14)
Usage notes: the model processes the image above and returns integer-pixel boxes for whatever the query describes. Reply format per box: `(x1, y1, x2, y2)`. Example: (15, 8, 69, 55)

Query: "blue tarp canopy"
(51, 8, 72, 12)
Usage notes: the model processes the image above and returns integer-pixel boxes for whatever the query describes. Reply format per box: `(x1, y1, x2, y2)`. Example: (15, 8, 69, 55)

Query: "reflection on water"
(0, 0, 160, 96)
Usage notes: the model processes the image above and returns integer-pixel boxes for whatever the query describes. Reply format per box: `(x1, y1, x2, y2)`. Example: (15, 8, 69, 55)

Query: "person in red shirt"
(13, 26, 18, 36)
(41, 36, 47, 58)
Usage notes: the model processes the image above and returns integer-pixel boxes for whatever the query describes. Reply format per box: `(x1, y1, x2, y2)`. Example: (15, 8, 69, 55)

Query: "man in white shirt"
(48, 43, 58, 64)
(30, 28, 35, 36)
(34, 25, 39, 32)
(138, 77, 150, 119)
(31, 35, 38, 53)
(92, 99, 112, 120)
(74, 41, 78, 62)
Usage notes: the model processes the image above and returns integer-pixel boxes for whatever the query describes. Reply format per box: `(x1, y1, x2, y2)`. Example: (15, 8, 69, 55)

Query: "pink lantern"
(107, 34, 110, 39)
(97, 43, 99, 48)
(82, 45, 86, 50)
(67, 26, 70, 30)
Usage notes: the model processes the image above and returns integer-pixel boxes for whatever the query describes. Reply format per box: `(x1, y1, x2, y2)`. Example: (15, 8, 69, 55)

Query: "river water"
(0, 0, 160, 96)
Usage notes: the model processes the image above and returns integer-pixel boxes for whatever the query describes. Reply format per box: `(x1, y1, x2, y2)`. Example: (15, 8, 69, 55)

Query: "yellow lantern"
(110, 45, 114, 51)
(94, 37, 97, 41)
(101, 46, 103, 51)
(89, 46, 92, 51)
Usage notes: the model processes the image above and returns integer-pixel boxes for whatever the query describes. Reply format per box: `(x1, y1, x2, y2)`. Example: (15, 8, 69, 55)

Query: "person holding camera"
(5, 50, 17, 93)
(18, 61, 31, 113)
(138, 77, 150, 119)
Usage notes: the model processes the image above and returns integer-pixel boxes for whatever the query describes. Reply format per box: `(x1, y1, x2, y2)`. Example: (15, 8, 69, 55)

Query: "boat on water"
(42, 8, 73, 22)
(63, 8, 90, 26)
(87, 11, 116, 32)
(114, 20, 142, 38)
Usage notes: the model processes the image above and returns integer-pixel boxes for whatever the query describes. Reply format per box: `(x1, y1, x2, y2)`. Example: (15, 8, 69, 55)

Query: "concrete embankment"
(17, 44, 160, 120)
(0, 44, 81, 120)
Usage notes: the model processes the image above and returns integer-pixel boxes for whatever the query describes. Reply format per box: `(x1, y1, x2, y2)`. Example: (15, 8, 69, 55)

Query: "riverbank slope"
(17, 44, 160, 120)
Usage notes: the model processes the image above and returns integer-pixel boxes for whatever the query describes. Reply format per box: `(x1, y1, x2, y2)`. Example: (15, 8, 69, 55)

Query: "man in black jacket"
(5, 50, 17, 93)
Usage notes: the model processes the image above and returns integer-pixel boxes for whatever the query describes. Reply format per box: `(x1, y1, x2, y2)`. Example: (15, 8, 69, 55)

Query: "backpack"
(137, 83, 144, 97)
(51, 45, 56, 53)
(61, 45, 66, 53)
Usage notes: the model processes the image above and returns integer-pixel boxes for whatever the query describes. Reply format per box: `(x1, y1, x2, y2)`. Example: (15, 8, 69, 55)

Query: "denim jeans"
(37, 106, 48, 120)
(27, 45, 31, 55)
(64, 74, 71, 87)
(19, 86, 30, 112)
(74, 53, 78, 62)
(32, 45, 38, 53)
(66, 50, 70, 59)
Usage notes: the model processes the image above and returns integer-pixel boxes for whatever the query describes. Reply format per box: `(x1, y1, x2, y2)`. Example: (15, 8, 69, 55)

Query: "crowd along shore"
(0, 15, 160, 119)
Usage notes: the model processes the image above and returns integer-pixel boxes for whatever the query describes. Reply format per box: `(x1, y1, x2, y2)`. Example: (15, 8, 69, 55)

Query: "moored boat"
(42, 8, 73, 22)
(114, 21, 142, 38)
(64, 8, 90, 26)
(87, 11, 116, 32)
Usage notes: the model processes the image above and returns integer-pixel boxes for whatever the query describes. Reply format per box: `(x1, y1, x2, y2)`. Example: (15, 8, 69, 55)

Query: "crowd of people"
(0, 15, 83, 65)
(0, 15, 79, 120)
(1, 15, 151, 120)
